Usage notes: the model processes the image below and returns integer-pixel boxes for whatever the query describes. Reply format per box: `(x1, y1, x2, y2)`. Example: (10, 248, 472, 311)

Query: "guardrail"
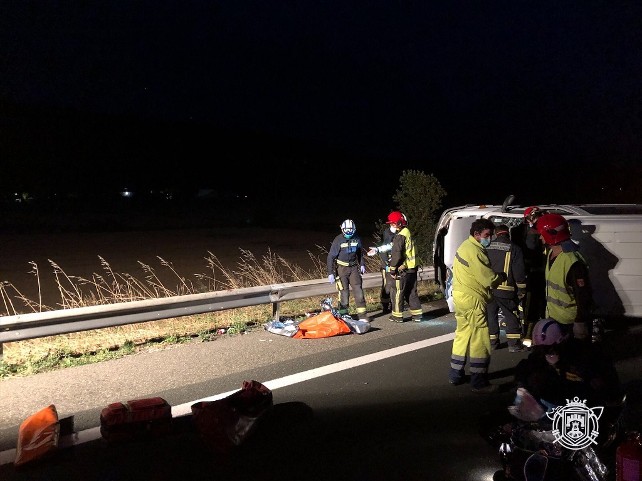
(0, 268, 436, 358)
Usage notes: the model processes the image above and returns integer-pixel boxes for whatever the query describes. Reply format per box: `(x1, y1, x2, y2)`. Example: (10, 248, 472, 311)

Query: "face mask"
(480, 237, 491, 248)
(344, 233, 353, 239)
(390, 226, 398, 234)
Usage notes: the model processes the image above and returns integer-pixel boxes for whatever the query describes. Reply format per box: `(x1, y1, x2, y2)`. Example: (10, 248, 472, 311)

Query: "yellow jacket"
(453, 235, 503, 302)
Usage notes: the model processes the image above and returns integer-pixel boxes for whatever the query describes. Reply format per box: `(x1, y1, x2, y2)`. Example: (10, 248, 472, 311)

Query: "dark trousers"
(389, 270, 422, 321)
(523, 270, 546, 339)
(487, 296, 522, 347)
(335, 264, 368, 320)
(380, 268, 391, 313)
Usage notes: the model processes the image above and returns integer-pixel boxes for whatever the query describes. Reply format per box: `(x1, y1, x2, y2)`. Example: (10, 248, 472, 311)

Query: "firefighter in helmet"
(369, 211, 422, 323)
(536, 213, 593, 341)
(512, 206, 548, 346)
(327, 219, 369, 321)
(367, 215, 402, 315)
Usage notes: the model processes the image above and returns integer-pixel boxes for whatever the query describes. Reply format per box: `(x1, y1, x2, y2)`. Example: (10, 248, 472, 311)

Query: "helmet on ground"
(524, 206, 540, 218)
(387, 211, 407, 227)
(532, 319, 567, 346)
(536, 213, 570, 245)
(341, 219, 356, 238)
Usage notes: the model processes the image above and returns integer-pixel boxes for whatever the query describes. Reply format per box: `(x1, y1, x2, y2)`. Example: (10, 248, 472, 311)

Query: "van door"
(433, 215, 482, 312)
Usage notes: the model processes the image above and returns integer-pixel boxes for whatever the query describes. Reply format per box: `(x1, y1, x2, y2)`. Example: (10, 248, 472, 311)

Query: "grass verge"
(0, 247, 443, 378)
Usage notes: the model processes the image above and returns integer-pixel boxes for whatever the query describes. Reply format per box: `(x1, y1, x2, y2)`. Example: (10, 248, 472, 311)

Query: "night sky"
(2, 1, 641, 217)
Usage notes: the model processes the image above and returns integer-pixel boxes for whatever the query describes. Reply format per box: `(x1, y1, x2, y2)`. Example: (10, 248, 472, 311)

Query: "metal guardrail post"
(269, 289, 282, 321)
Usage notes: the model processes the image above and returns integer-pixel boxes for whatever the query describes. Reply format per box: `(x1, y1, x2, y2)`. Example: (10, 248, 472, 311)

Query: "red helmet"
(387, 211, 407, 227)
(524, 206, 540, 218)
(536, 213, 570, 245)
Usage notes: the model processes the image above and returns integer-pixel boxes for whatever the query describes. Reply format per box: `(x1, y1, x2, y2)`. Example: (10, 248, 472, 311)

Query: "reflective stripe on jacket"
(327, 234, 364, 275)
(389, 227, 416, 273)
(545, 251, 586, 324)
(453, 236, 502, 303)
(486, 234, 527, 298)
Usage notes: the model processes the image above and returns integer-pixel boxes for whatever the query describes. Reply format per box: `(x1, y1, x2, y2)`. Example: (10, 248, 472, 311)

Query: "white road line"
(0, 333, 454, 466)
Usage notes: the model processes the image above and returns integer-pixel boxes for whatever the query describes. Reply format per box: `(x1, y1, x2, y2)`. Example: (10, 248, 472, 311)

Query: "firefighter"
(514, 319, 623, 419)
(374, 211, 423, 323)
(511, 206, 548, 346)
(367, 214, 405, 314)
(375, 222, 396, 314)
(326, 219, 369, 321)
(449, 218, 507, 393)
(486, 224, 528, 352)
(536, 213, 593, 341)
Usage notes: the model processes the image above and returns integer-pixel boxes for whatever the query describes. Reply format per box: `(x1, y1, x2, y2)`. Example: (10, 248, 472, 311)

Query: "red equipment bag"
(100, 396, 172, 442)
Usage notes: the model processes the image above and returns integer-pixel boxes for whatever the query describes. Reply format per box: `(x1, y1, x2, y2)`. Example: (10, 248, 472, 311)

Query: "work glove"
(328, 274, 335, 284)
(367, 247, 378, 257)
(360, 265, 366, 275)
(573, 321, 588, 340)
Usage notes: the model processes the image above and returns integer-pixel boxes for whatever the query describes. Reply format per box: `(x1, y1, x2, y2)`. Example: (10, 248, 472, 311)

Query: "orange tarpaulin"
(292, 310, 351, 339)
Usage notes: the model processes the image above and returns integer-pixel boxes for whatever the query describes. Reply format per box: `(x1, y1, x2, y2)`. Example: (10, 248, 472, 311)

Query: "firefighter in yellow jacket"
(536, 213, 593, 341)
(369, 211, 423, 322)
(449, 218, 507, 393)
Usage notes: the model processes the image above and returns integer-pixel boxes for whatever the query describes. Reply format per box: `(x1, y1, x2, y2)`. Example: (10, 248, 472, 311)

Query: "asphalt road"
(1, 301, 641, 481)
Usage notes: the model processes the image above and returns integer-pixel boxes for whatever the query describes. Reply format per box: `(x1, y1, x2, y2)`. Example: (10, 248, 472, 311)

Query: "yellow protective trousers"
(450, 291, 492, 388)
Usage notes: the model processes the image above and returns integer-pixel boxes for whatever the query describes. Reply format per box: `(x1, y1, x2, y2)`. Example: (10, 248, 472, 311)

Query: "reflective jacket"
(453, 235, 503, 302)
(486, 233, 527, 299)
(378, 227, 396, 269)
(327, 234, 364, 275)
(545, 250, 588, 325)
(389, 227, 417, 274)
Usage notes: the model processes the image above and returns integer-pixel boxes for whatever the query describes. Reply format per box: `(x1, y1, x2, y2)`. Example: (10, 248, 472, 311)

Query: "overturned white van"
(432, 198, 642, 322)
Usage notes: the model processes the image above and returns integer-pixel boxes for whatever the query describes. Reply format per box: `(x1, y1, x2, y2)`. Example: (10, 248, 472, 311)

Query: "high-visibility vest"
(398, 227, 417, 269)
(545, 251, 586, 324)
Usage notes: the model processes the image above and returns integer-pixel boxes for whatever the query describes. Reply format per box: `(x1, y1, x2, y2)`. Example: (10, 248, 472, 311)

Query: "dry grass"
(0, 246, 440, 377)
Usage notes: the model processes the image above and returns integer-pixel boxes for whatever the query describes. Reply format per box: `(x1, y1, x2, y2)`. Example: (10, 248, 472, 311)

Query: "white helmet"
(341, 219, 356, 238)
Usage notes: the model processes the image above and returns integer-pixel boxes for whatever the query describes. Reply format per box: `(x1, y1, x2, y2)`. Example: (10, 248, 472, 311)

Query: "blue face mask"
(480, 237, 491, 248)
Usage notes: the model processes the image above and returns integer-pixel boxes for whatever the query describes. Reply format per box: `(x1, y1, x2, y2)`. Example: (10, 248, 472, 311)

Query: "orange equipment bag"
(292, 310, 351, 339)
(14, 404, 60, 467)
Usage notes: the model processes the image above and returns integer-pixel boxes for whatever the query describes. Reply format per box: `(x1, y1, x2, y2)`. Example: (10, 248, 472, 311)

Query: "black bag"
(191, 380, 273, 454)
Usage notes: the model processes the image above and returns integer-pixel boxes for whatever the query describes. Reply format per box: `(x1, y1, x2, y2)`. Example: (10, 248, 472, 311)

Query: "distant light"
(120, 188, 134, 198)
